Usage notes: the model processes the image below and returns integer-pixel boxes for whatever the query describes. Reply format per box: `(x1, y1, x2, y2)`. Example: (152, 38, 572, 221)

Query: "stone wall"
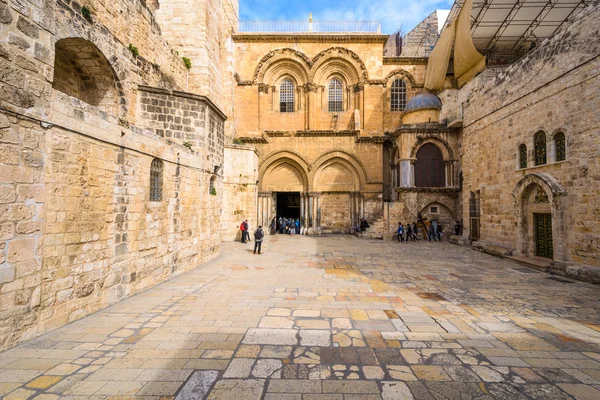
(0, 0, 227, 350)
(459, 4, 600, 266)
(155, 0, 238, 141)
(221, 144, 259, 241)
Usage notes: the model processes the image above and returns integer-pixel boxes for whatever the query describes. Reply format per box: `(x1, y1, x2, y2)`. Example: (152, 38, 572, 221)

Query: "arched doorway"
(513, 173, 567, 261)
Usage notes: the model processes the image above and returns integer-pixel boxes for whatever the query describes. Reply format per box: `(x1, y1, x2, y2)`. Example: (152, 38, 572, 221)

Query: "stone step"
(505, 255, 552, 272)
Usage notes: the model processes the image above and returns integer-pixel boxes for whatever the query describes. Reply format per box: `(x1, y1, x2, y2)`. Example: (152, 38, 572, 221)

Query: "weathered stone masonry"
(0, 0, 230, 350)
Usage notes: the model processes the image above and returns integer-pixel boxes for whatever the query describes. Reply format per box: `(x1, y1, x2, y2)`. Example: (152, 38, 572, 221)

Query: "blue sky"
(239, 0, 455, 34)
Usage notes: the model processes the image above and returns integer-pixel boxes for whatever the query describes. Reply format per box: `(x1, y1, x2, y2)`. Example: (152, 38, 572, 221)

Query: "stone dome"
(404, 93, 442, 113)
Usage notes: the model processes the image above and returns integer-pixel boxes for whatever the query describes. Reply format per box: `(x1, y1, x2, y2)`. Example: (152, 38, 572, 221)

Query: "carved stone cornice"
(394, 186, 460, 197)
(353, 83, 364, 93)
(233, 33, 389, 44)
(355, 136, 388, 144)
(236, 136, 269, 144)
(387, 124, 460, 136)
(296, 130, 359, 137)
(383, 57, 428, 65)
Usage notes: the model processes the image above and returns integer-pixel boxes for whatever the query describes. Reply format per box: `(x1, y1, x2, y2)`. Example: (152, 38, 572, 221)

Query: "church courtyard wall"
(459, 4, 600, 267)
(0, 0, 227, 350)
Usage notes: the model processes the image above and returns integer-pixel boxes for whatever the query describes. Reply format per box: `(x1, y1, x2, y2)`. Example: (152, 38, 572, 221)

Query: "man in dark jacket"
(243, 220, 250, 242)
(253, 225, 264, 254)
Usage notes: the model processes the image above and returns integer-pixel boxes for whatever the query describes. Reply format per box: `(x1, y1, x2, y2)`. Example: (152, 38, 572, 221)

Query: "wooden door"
(534, 213, 553, 259)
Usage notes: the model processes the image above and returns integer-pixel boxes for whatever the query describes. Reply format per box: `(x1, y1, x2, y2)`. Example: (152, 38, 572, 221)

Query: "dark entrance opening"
(276, 192, 300, 220)
(534, 213, 553, 259)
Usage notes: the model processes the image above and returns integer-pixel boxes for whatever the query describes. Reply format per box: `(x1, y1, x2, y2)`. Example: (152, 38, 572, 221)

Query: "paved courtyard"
(1, 236, 600, 399)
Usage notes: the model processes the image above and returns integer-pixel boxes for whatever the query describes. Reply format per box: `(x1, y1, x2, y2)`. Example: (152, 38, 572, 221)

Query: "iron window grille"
(149, 158, 163, 201)
(519, 144, 527, 169)
(390, 79, 406, 111)
(279, 79, 295, 112)
(554, 132, 566, 161)
(328, 79, 343, 112)
(534, 131, 547, 166)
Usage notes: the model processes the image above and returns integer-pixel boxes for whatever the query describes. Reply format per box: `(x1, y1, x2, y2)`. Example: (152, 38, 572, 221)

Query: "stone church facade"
(0, 0, 598, 350)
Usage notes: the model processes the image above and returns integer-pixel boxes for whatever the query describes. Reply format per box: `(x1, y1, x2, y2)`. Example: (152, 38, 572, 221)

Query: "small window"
(328, 78, 343, 112)
(209, 176, 216, 195)
(554, 132, 566, 162)
(534, 131, 546, 166)
(518, 144, 527, 169)
(279, 79, 294, 112)
(390, 79, 406, 111)
(429, 206, 439, 214)
(150, 158, 163, 201)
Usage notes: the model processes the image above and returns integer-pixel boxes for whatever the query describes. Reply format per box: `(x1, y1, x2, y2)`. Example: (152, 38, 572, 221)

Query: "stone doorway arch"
(512, 173, 567, 261)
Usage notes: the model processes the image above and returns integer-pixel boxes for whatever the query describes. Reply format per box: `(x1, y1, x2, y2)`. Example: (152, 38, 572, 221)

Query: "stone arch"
(52, 38, 124, 117)
(259, 151, 309, 192)
(410, 137, 454, 160)
(309, 151, 367, 191)
(419, 201, 455, 231)
(253, 48, 312, 83)
(512, 173, 568, 261)
(310, 47, 367, 84)
(383, 69, 418, 87)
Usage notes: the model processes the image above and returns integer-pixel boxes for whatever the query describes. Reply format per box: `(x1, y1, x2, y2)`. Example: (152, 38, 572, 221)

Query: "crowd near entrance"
(276, 192, 300, 220)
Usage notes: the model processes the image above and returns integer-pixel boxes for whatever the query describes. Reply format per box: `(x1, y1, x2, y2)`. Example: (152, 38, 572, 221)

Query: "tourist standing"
(397, 223, 405, 242)
(295, 218, 300, 234)
(240, 220, 246, 243)
(454, 220, 461, 236)
(437, 223, 443, 241)
(243, 219, 250, 242)
(253, 225, 264, 254)
(406, 223, 413, 241)
(428, 223, 436, 242)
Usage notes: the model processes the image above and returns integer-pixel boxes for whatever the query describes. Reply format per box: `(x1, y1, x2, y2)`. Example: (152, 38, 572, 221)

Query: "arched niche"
(52, 38, 123, 116)
(313, 161, 358, 192)
(309, 151, 367, 191)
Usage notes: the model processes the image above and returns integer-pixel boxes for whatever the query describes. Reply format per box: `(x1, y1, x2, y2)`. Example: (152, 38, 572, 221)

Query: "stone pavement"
(1, 236, 600, 400)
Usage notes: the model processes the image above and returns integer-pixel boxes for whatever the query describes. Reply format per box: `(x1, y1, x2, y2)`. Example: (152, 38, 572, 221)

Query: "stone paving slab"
(1, 236, 600, 399)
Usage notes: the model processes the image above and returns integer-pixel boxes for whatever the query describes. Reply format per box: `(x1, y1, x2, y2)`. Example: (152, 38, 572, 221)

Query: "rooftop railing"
(238, 20, 381, 34)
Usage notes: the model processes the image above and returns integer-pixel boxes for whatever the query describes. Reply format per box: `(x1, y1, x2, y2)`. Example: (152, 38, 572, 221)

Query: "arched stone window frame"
(408, 138, 456, 188)
(149, 158, 164, 202)
(279, 78, 295, 113)
(533, 131, 547, 166)
(209, 175, 217, 195)
(518, 143, 528, 169)
(390, 78, 407, 112)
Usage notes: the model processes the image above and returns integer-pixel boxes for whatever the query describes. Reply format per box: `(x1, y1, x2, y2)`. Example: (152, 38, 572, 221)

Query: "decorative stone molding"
(234, 73, 253, 86)
(312, 47, 369, 81)
(258, 83, 270, 93)
(353, 83, 364, 93)
(382, 69, 420, 87)
(296, 130, 359, 137)
(236, 136, 269, 143)
(383, 57, 428, 65)
(303, 82, 320, 92)
(355, 136, 388, 144)
(253, 48, 313, 82)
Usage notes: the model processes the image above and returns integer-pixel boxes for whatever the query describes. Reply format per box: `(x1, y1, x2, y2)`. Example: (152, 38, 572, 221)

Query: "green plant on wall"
(182, 57, 192, 70)
(81, 6, 92, 22)
(183, 141, 193, 150)
(210, 187, 217, 196)
(128, 44, 139, 57)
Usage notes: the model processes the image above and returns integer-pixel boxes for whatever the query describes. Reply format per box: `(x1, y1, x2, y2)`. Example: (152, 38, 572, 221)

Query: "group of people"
(272, 217, 300, 235)
(353, 218, 370, 233)
(239, 219, 264, 254)
(396, 219, 463, 242)
(396, 222, 421, 242)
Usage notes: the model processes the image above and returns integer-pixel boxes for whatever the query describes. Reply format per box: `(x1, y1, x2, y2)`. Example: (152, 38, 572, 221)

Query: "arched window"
(534, 131, 547, 166)
(279, 79, 294, 112)
(209, 176, 216, 195)
(554, 132, 566, 162)
(390, 79, 406, 111)
(328, 79, 343, 112)
(150, 158, 163, 201)
(415, 143, 445, 187)
(518, 144, 527, 169)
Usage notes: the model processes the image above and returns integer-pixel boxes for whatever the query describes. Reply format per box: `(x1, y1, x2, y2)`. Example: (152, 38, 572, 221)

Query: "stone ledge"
(551, 261, 600, 284)
(472, 240, 512, 257)
(449, 235, 469, 245)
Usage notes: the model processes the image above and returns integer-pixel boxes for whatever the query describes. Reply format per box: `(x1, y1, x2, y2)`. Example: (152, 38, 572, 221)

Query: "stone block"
(7, 237, 35, 262)
(0, 264, 15, 284)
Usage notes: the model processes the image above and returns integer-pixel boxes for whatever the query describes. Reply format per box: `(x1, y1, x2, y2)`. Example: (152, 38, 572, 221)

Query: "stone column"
(300, 192, 305, 234)
(257, 195, 262, 228)
(360, 193, 365, 219)
(400, 159, 414, 187)
(316, 194, 321, 230)
(445, 161, 454, 187)
(350, 192, 355, 229)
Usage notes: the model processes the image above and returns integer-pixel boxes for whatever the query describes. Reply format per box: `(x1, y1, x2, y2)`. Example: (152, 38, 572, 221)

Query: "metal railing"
(238, 20, 381, 33)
